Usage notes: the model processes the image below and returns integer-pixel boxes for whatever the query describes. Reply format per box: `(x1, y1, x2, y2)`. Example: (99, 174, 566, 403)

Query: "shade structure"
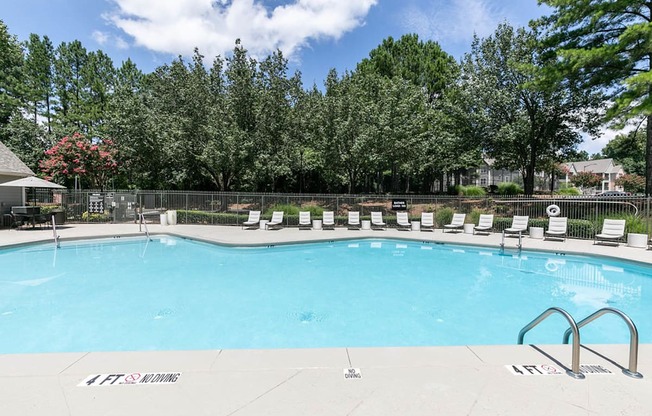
(0, 176, 65, 206)
(0, 176, 65, 189)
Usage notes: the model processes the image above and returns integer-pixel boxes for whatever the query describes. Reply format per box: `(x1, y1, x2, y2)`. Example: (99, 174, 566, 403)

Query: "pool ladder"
(500, 230, 522, 251)
(518, 307, 642, 379)
(138, 213, 153, 241)
(51, 214, 60, 248)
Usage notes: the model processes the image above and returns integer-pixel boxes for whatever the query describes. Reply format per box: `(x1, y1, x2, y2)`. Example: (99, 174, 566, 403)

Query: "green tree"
(536, 0, 652, 194)
(253, 50, 295, 191)
(53, 40, 88, 134)
(24, 34, 55, 133)
(0, 20, 24, 136)
(318, 70, 375, 193)
(601, 129, 645, 176)
(460, 23, 599, 194)
(357, 34, 457, 101)
(103, 58, 159, 188)
(81, 50, 115, 136)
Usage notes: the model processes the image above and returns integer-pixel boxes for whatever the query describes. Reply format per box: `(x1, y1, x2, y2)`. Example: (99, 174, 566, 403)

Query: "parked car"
(598, 191, 631, 197)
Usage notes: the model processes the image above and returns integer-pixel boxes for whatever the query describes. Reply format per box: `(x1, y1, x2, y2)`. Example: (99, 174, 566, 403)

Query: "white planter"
(529, 227, 544, 239)
(411, 221, 421, 231)
(463, 223, 474, 234)
(361, 220, 371, 230)
(312, 219, 322, 230)
(627, 233, 648, 248)
(160, 213, 168, 226)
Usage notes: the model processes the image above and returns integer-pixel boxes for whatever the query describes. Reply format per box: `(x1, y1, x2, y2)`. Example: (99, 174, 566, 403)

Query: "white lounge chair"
(504, 215, 529, 237)
(545, 217, 567, 241)
(371, 211, 386, 230)
(266, 211, 284, 230)
(396, 212, 411, 230)
(298, 211, 311, 230)
(242, 210, 261, 229)
(473, 214, 494, 235)
(594, 219, 626, 245)
(322, 211, 335, 229)
(348, 211, 361, 229)
(444, 213, 466, 233)
(420, 212, 434, 231)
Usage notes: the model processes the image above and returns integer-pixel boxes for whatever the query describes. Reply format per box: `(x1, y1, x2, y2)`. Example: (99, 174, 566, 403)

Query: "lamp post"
(582, 163, 598, 194)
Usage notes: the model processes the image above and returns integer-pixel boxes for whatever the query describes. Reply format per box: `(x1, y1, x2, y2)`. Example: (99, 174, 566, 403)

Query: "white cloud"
(579, 125, 635, 156)
(401, 0, 505, 47)
(106, 0, 378, 60)
(115, 36, 130, 50)
(93, 29, 131, 50)
(92, 31, 110, 45)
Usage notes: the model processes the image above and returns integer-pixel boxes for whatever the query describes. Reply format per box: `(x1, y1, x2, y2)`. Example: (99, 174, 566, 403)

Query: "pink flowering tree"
(569, 171, 602, 190)
(40, 133, 118, 189)
(615, 174, 645, 194)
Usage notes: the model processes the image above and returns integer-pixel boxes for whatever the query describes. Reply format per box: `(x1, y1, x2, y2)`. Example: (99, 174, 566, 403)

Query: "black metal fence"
(54, 190, 652, 240)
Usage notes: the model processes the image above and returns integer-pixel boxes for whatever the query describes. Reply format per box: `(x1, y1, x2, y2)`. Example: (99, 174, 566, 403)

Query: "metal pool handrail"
(139, 213, 152, 241)
(518, 307, 584, 379)
(563, 307, 643, 379)
(51, 214, 60, 248)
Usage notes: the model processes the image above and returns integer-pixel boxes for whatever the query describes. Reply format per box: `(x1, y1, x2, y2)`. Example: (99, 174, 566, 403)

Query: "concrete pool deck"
(1, 223, 652, 415)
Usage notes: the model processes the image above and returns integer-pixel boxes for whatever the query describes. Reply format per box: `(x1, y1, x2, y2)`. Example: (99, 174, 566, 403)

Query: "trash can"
(167, 210, 177, 225)
(160, 213, 168, 226)
(51, 209, 66, 225)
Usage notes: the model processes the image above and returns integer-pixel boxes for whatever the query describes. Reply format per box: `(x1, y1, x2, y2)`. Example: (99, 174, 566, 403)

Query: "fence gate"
(112, 193, 137, 223)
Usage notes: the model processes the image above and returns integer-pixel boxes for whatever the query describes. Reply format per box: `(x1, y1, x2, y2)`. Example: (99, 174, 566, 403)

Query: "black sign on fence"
(391, 199, 407, 211)
(88, 193, 105, 214)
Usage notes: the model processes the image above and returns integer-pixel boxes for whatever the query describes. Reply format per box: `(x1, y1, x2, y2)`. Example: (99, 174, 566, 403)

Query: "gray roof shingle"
(0, 141, 35, 177)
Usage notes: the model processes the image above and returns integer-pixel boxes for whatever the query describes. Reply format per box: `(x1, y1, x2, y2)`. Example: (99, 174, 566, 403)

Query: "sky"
(2, 0, 619, 154)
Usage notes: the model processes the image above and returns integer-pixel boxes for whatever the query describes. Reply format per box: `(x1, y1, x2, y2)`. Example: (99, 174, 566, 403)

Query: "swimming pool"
(0, 236, 649, 353)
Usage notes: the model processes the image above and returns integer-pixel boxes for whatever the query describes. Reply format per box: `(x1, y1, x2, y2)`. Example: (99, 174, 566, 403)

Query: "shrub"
(458, 185, 486, 196)
(265, 204, 300, 216)
(617, 214, 647, 234)
(299, 205, 324, 216)
(556, 187, 581, 196)
(40, 205, 63, 214)
(435, 207, 454, 227)
(497, 182, 523, 195)
(81, 211, 111, 222)
(468, 208, 489, 225)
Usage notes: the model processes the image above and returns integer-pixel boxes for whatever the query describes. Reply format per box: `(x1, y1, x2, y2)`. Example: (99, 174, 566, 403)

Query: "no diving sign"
(78, 372, 182, 387)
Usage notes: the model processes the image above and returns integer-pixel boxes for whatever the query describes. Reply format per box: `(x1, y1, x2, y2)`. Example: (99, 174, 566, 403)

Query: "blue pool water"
(0, 236, 650, 353)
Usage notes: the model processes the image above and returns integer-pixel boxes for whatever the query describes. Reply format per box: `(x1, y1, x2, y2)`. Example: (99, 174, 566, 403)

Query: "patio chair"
(242, 210, 261, 229)
(444, 213, 466, 233)
(503, 216, 529, 238)
(348, 211, 361, 230)
(298, 211, 311, 230)
(594, 219, 626, 245)
(545, 217, 568, 241)
(371, 211, 386, 230)
(420, 212, 434, 231)
(322, 211, 335, 230)
(396, 212, 411, 230)
(473, 214, 494, 235)
(266, 211, 284, 230)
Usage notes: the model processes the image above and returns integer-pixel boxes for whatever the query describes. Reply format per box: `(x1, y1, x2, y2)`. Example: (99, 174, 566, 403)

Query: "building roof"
(565, 158, 622, 174)
(0, 141, 35, 177)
